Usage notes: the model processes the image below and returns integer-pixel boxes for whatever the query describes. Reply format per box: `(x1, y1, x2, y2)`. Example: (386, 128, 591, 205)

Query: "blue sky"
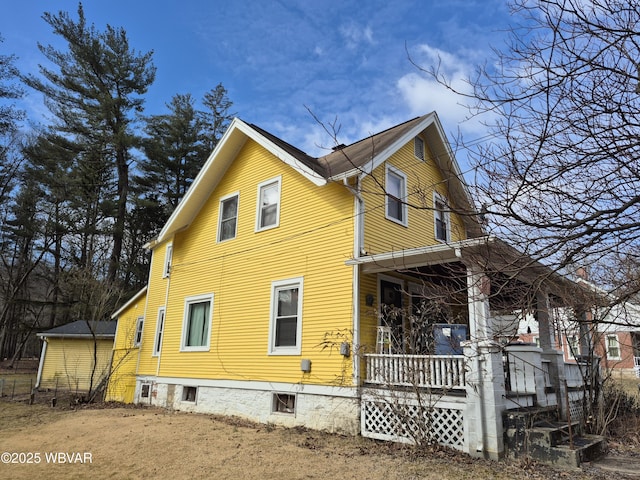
(1, 0, 511, 162)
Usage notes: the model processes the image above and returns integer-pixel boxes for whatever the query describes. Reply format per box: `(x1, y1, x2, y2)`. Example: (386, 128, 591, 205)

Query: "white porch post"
(464, 266, 505, 459)
(536, 291, 568, 418)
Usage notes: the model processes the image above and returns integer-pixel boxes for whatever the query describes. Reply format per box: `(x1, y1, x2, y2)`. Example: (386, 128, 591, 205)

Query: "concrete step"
(543, 434, 607, 469)
(528, 419, 582, 447)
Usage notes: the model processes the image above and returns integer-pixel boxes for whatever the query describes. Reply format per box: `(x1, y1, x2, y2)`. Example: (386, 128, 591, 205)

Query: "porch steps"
(504, 407, 606, 468)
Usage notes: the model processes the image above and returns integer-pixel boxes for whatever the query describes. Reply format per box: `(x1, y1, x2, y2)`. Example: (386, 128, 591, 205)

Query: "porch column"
(536, 291, 568, 418)
(465, 266, 505, 459)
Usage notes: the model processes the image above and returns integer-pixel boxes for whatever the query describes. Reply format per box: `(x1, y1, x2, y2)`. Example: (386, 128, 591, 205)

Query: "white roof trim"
(153, 118, 326, 246)
(111, 286, 148, 319)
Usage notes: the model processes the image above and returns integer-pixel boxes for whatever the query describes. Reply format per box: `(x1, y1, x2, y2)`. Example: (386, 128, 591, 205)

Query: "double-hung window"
(218, 193, 239, 242)
(163, 244, 173, 278)
(434, 193, 450, 242)
(256, 177, 281, 231)
(414, 136, 425, 160)
(134, 316, 144, 347)
(181, 294, 213, 351)
(269, 277, 303, 355)
(385, 165, 408, 226)
(606, 334, 620, 359)
(153, 307, 166, 356)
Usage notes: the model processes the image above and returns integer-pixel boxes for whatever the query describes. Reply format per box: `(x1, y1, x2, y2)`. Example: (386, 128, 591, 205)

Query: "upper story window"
(218, 193, 239, 242)
(566, 335, 580, 358)
(385, 165, 408, 226)
(256, 177, 281, 231)
(606, 334, 620, 359)
(269, 277, 303, 355)
(162, 244, 173, 278)
(434, 193, 450, 242)
(414, 136, 425, 161)
(181, 294, 213, 351)
(134, 316, 144, 347)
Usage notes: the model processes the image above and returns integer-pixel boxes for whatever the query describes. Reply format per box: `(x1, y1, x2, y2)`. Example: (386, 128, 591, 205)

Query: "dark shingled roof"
(38, 320, 117, 338)
(248, 116, 425, 179)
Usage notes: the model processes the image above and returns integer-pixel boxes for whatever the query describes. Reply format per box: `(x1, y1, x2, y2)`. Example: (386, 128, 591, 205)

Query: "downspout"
(346, 177, 365, 385)
(35, 338, 47, 389)
(156, 256, 172, 378)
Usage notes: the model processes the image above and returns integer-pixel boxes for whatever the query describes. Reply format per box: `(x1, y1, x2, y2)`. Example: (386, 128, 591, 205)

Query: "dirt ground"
(0, 400, 619, 480)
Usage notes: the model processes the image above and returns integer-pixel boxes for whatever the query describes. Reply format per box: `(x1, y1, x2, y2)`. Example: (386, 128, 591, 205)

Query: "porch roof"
(345, 237, 491, 273)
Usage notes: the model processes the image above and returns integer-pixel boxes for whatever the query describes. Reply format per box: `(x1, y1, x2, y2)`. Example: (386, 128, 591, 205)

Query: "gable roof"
(149, 113, 480, 247)
(111, 286, 147, 320)
(37, 320, 117, 339)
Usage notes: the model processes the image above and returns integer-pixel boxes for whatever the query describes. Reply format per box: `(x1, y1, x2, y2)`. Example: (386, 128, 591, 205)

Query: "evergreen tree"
(23, 4, 156, 283)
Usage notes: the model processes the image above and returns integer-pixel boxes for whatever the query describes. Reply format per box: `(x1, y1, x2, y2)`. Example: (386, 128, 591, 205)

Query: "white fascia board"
(353, 112, 438, 183)
(155, 118, 248, 244)
(111, 286, 148, 319)
(235, 121, 327, 187)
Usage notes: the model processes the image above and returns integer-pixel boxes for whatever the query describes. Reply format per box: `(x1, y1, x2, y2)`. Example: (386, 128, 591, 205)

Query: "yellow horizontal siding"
(106, 290, 147, 402)
(362, 140, 467, 254)
(139, 139, 356, 386)
(40, 338, 113, 392)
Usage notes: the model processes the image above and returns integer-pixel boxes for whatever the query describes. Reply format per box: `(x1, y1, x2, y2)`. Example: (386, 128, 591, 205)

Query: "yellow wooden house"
(107, 113, 602, 462)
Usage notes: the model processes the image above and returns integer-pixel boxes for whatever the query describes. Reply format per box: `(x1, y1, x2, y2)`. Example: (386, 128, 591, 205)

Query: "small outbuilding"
(36, 320, 117, 395)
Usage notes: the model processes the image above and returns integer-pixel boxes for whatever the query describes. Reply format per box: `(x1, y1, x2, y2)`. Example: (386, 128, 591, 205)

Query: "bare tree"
(422, 0, 640, 311)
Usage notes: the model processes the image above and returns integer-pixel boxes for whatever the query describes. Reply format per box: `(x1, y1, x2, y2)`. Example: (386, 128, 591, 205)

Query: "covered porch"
(348, 237, 598, 458)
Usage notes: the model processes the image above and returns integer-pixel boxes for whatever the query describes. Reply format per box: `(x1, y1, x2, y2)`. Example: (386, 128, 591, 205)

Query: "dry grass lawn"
(0, 400, 612, 480)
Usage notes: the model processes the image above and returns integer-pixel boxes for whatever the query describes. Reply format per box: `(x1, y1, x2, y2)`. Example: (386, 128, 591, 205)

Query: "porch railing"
(364, 354, 467, 391)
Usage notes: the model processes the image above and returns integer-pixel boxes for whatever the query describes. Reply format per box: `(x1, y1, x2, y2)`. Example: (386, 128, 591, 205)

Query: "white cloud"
(396, 43, 488, 137)
(339, 22, 375, 50)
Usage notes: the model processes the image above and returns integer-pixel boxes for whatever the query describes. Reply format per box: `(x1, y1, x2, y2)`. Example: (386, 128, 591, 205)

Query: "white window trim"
(162, 244, 173, 278)
(433, 192, 450, 243)
(566, 335, 580, 359)
(217, 191, 240, 242)
(255, 176, 281, 232)
(385, 165, 408, 227)
(153, 307, 166, 357)
(268, 277, 303, 355)
(606, 334, 621, 360)
(414, 136, 425, 161)
(180, 293, 214, 352)
(134, 316, 144, 347)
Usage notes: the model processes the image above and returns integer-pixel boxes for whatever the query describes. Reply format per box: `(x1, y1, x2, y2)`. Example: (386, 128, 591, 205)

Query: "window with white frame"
(256, 177, 281, 231)
(606, 334, 621, 359)
(163, 243, 173, 278)
(434, 193, 450, 242)
(153, 307, 166, 356)
(385, 165, 408, 226)
(414, 136, 425, 160)
(218, 193, 239, 242)
(134, 316, 144, 347)
(181, 294, 213, 351)
(269, 277, 303, 355)
(567, 335, 580, 358)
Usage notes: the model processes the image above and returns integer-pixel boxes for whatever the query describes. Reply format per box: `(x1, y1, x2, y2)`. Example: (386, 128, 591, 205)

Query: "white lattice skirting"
(361, 390, 466, 450)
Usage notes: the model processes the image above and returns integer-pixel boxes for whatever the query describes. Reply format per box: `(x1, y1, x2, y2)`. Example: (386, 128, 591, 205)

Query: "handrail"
(364, 353, 466, 390)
